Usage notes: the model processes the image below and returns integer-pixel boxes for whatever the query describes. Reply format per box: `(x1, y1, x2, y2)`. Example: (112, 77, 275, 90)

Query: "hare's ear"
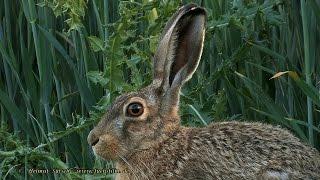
(153, 4, 206, 107)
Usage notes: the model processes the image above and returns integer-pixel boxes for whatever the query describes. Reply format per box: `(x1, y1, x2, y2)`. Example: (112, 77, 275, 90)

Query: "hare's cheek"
(126, 123, 153, 137)
(95, 134, 121, 160)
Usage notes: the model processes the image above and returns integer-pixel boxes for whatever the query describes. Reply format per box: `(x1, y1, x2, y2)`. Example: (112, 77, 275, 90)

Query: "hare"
(87, 3, 320, 180)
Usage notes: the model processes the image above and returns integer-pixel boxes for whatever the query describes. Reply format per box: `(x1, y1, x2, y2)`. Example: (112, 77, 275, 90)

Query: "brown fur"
(88, 3, 320, 180)
(115, 122, 320, 179)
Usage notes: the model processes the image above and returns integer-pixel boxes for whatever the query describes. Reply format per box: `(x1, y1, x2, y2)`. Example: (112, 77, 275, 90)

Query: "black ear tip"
(181, 3, 207, 17)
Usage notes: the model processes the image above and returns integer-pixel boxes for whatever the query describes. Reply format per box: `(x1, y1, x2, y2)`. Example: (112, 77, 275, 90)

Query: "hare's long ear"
(153, 4, 206, 110)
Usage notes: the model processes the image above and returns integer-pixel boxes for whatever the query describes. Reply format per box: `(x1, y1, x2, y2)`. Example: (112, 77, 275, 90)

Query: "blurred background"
(0, 0, 319, 179)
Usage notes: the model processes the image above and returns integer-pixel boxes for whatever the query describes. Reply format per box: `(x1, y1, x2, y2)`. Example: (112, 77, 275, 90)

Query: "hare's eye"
(126, 103, 144, 117)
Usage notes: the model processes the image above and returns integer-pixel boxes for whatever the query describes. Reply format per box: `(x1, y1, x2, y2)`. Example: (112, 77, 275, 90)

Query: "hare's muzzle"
(87, 130, 99, 147)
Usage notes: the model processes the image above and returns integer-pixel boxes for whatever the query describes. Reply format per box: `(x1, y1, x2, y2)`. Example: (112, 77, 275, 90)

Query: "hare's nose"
(87, 131, 99, 146)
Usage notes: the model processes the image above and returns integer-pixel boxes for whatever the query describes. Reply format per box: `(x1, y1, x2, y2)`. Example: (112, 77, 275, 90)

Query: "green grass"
(0, 0, 319, 179)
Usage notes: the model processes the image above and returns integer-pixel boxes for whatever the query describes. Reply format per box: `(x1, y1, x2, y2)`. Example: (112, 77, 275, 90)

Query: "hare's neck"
(115, 127, 192, 179)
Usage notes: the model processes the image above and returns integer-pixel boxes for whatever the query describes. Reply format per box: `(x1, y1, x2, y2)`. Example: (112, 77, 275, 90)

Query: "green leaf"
(39, 26, 95, 110)
(0, 89, 36, 144)
(87, 71, 109, 86)
(271, 71, 320, 107)
(87, 36, 105, 52)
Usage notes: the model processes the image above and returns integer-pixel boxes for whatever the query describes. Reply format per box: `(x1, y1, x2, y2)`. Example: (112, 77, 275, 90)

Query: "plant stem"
(300, 0, 314, 146)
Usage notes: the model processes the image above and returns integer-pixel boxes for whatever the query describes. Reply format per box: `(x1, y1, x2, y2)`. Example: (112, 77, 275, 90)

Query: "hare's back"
(180, 121, 320, 179)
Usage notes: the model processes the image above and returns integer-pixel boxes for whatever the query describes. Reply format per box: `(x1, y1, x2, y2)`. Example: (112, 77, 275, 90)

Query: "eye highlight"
(126, 102, 144, 117)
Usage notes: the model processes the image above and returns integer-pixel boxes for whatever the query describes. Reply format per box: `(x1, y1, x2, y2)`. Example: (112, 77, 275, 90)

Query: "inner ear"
(168, 15, 201, 86)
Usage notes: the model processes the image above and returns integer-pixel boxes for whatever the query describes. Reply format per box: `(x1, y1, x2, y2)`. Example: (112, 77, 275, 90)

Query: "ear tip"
(180, 3, 201, 9)
(181, 3, 207, 18)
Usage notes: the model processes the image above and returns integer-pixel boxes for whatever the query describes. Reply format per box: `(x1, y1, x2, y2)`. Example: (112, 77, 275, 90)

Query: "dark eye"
(126, 103, 144, 117)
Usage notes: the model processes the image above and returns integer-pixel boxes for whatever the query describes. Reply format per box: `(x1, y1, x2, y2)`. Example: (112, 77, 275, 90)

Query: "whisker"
(123, 145, 155, 180)
(116, 151, 149, 180)
(136, 157, 154, 180)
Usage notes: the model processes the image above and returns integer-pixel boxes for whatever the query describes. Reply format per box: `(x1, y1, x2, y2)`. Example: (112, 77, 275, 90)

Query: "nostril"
(91, 138, 99, 146)
(88, 131, 100, 146)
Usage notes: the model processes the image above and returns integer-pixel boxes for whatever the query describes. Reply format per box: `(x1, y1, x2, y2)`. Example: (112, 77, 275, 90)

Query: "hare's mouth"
(91, 135, 122, 161)
(92, 143, 114, 160)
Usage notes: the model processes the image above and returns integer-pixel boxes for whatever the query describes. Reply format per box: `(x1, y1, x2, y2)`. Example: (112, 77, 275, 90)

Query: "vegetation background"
(0, 0, 319, 179)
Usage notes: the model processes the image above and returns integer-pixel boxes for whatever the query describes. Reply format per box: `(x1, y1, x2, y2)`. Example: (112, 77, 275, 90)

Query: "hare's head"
(87, 3, 206, 161)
